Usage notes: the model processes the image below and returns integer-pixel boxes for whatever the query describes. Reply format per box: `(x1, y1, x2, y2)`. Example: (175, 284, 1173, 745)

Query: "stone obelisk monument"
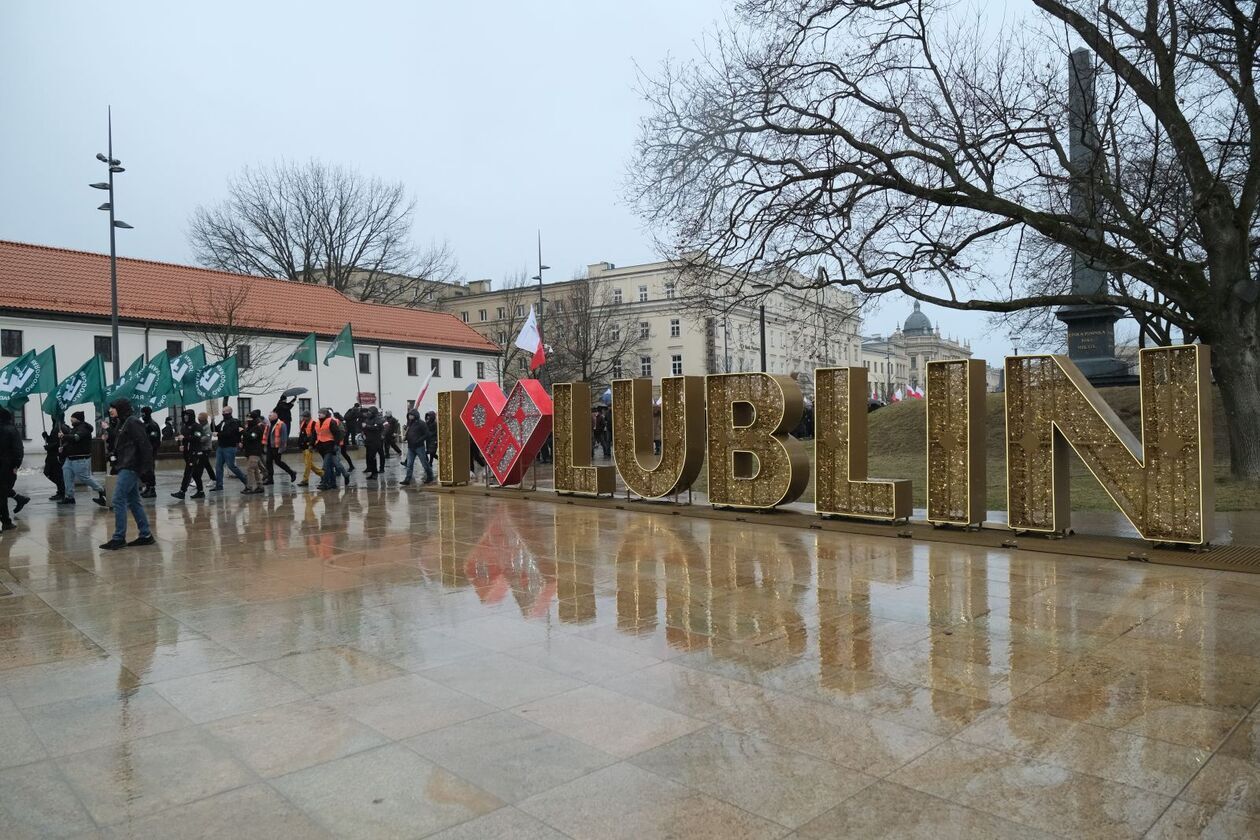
(1055, 48, 1133, 385)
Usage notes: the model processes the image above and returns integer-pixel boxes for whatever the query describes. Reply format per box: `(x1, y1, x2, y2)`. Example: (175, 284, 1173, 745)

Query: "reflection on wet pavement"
(1, 483, 1259, 838)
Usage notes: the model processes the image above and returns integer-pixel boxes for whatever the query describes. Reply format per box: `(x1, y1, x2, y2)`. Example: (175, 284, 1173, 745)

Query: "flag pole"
(314, 338, 322, 409)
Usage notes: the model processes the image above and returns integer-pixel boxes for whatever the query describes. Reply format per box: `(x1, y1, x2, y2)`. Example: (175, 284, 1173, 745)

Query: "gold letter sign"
(553, 382, 615, 496)
(437, 390, 470, 486)
(612, 376, 705, 498)
(1005, 345, 1212, 544)
(706, 373, 809, 509)
(815, 367, 912, 521)
(926, 359, 987, 527)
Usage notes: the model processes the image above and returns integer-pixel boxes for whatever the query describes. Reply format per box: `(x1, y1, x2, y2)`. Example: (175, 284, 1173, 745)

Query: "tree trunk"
(1208, 301, 1260, 480)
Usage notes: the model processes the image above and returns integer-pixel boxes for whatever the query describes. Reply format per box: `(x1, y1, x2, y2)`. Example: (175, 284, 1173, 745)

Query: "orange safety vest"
(270, 421, 286, 448)
(314, 417, 338, 444)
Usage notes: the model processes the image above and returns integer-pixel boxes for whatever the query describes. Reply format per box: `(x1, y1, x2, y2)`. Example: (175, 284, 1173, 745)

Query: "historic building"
(861, 300, 973, 400)
(435, 258, 863, 391)
(0, 241, 498, 448)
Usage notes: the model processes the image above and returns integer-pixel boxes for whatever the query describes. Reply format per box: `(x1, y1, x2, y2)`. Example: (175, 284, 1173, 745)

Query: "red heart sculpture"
(460, 380, 554, 486)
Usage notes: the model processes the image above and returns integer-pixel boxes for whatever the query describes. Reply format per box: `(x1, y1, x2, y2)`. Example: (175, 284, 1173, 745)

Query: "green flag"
(106, 355, 146, 402)
(322, 324, 354, 366)
(285, 333, 318, 367)
(43, 355, 107, 415)
(181, 357, 239, 403)
(130, 350, 175, 410)
(169, 345, 207, 390)
(0, 347, 55, 409)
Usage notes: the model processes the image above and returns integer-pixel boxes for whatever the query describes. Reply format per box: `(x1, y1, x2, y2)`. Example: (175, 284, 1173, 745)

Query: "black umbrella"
(281, 387, 308, 398)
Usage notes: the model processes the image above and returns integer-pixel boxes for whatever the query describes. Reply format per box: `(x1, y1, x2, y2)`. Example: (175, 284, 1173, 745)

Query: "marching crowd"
(0, 396, 440, 548)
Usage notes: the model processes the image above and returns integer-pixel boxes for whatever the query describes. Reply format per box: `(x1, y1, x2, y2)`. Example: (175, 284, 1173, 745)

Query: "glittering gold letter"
(814, 367, 912, 521)
(437, 391, 470, 486)
(553, 382, 615, 496)
(612, 376, 705, 498)
(926, 359, 988, 527)
(1005, 345, 1213, 544)
(705, 373, 809, 509)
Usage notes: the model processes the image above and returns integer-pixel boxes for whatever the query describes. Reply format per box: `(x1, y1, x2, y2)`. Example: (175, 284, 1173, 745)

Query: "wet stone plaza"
(2, 475, 1260, 839)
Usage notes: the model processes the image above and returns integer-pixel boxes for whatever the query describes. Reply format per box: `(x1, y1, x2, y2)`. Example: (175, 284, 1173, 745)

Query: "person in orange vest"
(295, 410, 324, 487)
(314, 407, 350, 490)
(264, 410, 296, 485)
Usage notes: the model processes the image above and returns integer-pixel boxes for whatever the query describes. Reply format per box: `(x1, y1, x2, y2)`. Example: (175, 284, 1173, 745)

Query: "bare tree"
(181, 284, 287, 396)
(189, 159, 457, 307)
(544, 277, 642, 387)
(492, 272, 534, 386)
(631, 0, 1260, 478)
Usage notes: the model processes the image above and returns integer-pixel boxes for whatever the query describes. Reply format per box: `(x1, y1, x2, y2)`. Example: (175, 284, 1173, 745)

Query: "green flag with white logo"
(130, 350, 175, 410)
(0, 347, 56, 409)
(322, 323, 354, 366)
(285, 333, 318, 367)
(43, 355, 107, 415)
(106, 355, 146, 402)
(181, 356, 239, 403)
(169, 345, 207, 390)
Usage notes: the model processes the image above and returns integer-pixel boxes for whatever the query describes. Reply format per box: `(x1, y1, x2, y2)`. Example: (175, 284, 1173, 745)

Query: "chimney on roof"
(587, 262, 615, 277)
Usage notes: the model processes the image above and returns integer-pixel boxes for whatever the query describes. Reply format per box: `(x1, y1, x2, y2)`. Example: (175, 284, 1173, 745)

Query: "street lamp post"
(89, 108, 133, 381)
(752, 283, 772, 372)
(530, 231, 550, 382)
(884, 345, 891, 402)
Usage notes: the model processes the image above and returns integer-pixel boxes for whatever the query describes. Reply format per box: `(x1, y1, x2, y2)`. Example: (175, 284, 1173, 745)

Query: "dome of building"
(903, 300, 932, 335)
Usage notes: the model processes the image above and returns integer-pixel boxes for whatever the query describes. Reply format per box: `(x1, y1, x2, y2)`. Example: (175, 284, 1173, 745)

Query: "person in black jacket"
(172, 409, 207, 499)
(59, 411, 107, 507)
(99, 398, 154, 550)
(211, 405, 248, 491)
(423, 411, 438, 460)
(162, 416, 176, 441)
(384, 410, 402, 458)
(0, 406, 29, 532)
(240, 410, 266, 494)
(139, 406, 162, 498)
(43, 416, 66, 500)
(335, 410, 355, 473)
(401, 410, 433, 485)
(362, 407, 385, 479)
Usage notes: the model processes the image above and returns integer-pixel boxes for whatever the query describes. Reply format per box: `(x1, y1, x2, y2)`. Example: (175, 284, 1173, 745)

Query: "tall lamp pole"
(89, 107, 133, 381)
(752, 283, 771, 372)
(530, 231, 550, 381)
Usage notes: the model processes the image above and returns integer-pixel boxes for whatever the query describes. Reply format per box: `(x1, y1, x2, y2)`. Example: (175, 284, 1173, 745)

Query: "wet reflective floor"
(2, 475, 1260, 839)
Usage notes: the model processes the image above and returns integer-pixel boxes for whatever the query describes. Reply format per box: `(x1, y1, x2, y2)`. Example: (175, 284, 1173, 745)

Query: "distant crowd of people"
(0, 396, 442, 548)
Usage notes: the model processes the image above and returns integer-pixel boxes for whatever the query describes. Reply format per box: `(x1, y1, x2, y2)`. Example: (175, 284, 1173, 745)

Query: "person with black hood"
(384, 410, 402, 458)
(273, 394, 296, 428)
(424, 410, 439, 464)
(240, 409, 266, 494)
(334, 410, 355, 473)
(139, 406, 162, 498)
(0, 406, 30, 531)
(99, 398, 154, 550)
(59, 410, 107, 507)
(162, 416, 176, 441)
(172, 408, 207, 499)
(211, 405, 248, 491)
(362, 407, 385, 479)
(401, 409, 433, 485)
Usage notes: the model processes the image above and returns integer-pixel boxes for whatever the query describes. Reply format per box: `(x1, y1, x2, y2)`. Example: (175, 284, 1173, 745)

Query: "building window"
(638, 285, 648, 302)
(518, 357, 528, 373)
(453, 360, 462, 378)
(431, 358, 441, 376)
(476, 361, 485, 379)
(298, 360, 311, 372)
(497, 331, 506, 344)
(497, 306, 506, 320)
(671, 354, 683, 376)
(639, 321, 650, 339)
(479, 309, 487, 321)
(611, 360, 623, 379)
(166, 340, 183, 358)
(669, 318, 680, 338)
(236, 344, 252, 370)
(298, 398, 311, 417)
(612, 288, 623, 304)
(407, 357, 418, 376)
(461, 311, 469, 322)
(0, 329, 21, 357)
(553, 299, 564, 313)
(238, 397, 252, 416)
(358, 352, 371, 374)
(664, 281, 675, 299)
(610, 325, 620, 342)
(639, 356, 652, 377)
(93, 335, 113, 362)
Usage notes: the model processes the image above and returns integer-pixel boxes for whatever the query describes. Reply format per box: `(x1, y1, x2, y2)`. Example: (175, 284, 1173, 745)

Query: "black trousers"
(179, 456, 207, 492)
(365, 443, 385, 474)
(267, 450, 295, 480)
(0, 470, 16, 524)
(388, 440, 402, 456)
(45, 454, 66, 496)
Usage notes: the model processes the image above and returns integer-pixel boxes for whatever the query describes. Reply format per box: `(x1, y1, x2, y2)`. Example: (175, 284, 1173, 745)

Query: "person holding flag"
(59, 410, 108, 508)
(514, 306, 546, 372)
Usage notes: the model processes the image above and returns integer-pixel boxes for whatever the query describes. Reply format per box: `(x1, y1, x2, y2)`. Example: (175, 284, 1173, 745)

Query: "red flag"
(514, 306, 545, 371)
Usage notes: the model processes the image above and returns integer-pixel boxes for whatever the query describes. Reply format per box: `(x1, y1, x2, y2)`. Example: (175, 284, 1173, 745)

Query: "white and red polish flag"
(514, 306, 546, 371)
(413, 367, 436, 409)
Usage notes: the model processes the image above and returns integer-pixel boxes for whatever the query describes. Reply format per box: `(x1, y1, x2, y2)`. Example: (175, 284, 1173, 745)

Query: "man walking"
(99, 398, 154, 550)
(296, 410, 324, 487)
(43, 420, 66, 501)
(59, 410, 108, 507)
(172, 408, 207, 499)
(211, 405, 248, 491)
(385, 410, 402, 458)
(265, 410, 296, 485)
(362, 407, 385, 479)
(314, 408, 349, 490)
(241, 410, 266, 494)
(335, 411, 355, 473)
(0, 407, 29, 532)
(197, 411, 217, 486)
(139, 406, 162, 498)
(401, 409, 434, 485)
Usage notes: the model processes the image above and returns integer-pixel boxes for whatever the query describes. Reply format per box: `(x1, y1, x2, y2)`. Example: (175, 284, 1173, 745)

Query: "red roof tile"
(0, 240, 499, 355)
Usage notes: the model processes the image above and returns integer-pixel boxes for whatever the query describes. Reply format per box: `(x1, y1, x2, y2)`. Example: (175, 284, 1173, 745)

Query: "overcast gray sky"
(1, 0, 1057, 363)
